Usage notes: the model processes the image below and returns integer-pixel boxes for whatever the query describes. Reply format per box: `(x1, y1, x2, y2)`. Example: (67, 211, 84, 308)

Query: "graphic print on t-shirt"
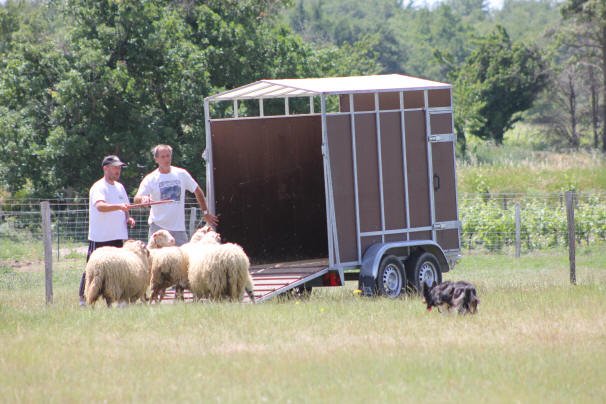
(159, 180, 181, 202)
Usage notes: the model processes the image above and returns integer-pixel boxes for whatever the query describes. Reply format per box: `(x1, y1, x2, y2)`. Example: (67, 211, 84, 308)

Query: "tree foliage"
(0, 0, 380, 197)
(452, 26, 547, 144)
(560, 0, 606, 152)
(1, 0, 605, 197)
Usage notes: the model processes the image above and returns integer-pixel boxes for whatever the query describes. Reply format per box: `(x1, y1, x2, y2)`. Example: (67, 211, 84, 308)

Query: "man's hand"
(204, 212, 219, 228)
(139, 195, 151, 204)
(127, 217, 136, 229)
(118, 203, 131, 213)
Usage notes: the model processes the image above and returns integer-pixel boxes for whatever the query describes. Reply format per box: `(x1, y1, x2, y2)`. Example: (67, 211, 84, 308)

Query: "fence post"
(189, 207, 197, 237)
(56, 220, 60, 261)
(41, 201, 53, 304)
(515, 203, 521, 258)
(565, 191, 576, 285)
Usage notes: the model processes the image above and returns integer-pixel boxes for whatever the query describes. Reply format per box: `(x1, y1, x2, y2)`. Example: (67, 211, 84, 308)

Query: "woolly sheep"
(187, 242, 255, 303)
(148, 246, 189, 303)
(146, 229, 188, 303)
(84, 239, 151, 307)
(147, 229, 175, 249)
(189, 225, 220, 244)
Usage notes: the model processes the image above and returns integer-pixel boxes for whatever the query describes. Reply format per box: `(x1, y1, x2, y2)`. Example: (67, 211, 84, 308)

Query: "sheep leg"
(246, 287, 255, 303)
(175, 285, 185, 301)
(158, 288, 166, 302)
(150, 288, 159, 304)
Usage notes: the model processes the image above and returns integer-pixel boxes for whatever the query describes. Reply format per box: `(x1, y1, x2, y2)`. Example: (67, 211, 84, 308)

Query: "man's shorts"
(148, 223, 188, 246)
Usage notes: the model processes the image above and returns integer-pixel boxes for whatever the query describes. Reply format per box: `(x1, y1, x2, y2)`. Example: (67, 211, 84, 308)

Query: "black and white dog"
(422, 280, 479, 314)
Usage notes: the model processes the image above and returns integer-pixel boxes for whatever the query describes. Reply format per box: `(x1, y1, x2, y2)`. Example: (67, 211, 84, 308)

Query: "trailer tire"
(376, 255, 406, 298)
(405, 251, 442, 294)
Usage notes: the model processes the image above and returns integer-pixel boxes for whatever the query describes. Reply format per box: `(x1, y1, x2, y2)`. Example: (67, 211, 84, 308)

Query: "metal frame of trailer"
(203, 74, 461, 302)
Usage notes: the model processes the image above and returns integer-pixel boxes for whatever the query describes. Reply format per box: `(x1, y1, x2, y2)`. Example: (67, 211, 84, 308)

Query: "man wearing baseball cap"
(78, 155, 135, 306)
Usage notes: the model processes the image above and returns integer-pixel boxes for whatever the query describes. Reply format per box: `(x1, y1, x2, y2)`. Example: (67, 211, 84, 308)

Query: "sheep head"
(148, 230, 175, 249)
(190, 226, 221, 244)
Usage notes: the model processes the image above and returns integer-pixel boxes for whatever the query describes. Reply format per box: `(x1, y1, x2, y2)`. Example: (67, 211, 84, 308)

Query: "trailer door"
(429, 111, 460, 252)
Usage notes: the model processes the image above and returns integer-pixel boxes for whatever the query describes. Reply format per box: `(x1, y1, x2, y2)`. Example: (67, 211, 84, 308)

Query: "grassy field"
(1, 247, 606, 403)
(457, 143, 606, 194)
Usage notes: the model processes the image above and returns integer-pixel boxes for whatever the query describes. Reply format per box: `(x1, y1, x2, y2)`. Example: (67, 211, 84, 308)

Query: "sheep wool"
(190, 225, 221, 244)
(84, 240, 151, 307)
(147, 229, 175, 249)
(149, 246, 189, 303)
(187, 242, 255, 302)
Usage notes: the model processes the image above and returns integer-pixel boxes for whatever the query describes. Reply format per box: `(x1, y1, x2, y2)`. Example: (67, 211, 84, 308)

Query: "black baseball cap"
(102, 155, 127, 167)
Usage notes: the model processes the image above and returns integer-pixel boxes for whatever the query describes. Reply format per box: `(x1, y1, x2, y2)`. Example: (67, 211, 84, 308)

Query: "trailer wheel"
(376, 255, 406, 298)
(405, 251, 442, 294)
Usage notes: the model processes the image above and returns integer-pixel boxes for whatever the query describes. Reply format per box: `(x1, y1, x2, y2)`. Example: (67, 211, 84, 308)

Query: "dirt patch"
(1, 259, 43, 272)
(1, 246, 88, 272)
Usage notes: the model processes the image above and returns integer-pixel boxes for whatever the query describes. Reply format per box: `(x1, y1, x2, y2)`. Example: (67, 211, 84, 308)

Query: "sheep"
(147, 229, 175, 249)
(148, 246, 189, 303)
(84, 239, 151, 307)
(189, 225, 220, 244)
(146, 229, 189, 303)
(187, 241, 255, 303)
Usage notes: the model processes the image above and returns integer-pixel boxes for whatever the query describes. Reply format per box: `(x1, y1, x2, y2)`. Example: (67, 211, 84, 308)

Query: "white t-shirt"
(136, 166, 199, 231)
(88, 178, 129, 242)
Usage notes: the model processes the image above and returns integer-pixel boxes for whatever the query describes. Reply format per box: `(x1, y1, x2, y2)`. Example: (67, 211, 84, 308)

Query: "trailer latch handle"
(433, 174, 440, 191)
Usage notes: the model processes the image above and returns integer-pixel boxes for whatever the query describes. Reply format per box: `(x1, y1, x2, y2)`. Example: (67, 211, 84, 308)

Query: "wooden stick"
(127, 200, 174, 208)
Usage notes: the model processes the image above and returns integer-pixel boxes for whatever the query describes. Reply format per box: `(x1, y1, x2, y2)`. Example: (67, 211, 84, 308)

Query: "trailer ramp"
(160, 258, 329, 303)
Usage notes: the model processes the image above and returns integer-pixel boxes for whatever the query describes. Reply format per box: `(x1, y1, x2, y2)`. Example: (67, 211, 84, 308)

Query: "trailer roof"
(206, 74, 451, 101)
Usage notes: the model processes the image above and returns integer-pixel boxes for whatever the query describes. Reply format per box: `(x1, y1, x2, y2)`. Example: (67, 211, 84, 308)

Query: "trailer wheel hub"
(419, 261, 437, 287)
(382, 264, 403, 297)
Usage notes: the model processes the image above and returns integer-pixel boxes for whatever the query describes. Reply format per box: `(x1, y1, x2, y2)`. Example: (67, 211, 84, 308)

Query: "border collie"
(422, 280, 479, 314)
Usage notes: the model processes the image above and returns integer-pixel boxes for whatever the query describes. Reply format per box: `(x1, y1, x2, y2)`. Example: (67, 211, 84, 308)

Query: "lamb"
(187, 241, 255, 303)
(84, 239, 151, 307)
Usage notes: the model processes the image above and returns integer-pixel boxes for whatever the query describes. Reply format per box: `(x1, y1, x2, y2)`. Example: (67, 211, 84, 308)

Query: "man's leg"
(170, 231, 188, 246)
(79, 241, 97, 306)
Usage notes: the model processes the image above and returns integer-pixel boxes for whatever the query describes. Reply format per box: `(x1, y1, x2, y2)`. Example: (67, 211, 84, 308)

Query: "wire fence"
(459, 192, 606, 252)
(1, 192, 605, 258)
(0, 197, 205, 257)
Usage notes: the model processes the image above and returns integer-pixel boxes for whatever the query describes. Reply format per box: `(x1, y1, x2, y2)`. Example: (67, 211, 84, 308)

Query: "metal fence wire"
(0, 197, 204, 248)
(1, 192, 606, 255)
(459, 192, 606, 251)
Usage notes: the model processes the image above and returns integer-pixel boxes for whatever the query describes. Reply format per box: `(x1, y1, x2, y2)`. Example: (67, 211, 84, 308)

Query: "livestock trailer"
(203, 74, 460, 302)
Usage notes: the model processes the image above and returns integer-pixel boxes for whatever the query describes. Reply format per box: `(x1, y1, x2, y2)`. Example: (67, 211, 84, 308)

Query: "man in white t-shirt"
(134, 144, 218, 246)
(79, 155, 135, 306)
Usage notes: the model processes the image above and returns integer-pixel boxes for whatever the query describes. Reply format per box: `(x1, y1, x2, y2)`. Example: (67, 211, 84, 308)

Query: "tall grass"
(457, 141, 606, 193)
(1, 249, 606, 403)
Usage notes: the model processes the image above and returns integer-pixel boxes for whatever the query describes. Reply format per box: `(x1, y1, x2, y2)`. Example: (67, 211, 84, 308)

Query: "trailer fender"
(359, 241, 449, 296)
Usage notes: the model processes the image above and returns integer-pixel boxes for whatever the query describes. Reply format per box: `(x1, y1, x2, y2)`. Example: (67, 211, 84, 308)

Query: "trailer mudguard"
(359, 240, 449, 296)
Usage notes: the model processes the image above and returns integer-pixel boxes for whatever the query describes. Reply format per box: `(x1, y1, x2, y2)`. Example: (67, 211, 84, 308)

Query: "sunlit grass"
(1, 248, 606, 403)
(457, 140, 606, 194)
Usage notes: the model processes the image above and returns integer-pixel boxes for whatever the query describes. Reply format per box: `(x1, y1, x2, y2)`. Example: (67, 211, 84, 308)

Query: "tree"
(561, 0, 606, 152)
(0, 0, 380, 197)
(451, 26, 547, 144)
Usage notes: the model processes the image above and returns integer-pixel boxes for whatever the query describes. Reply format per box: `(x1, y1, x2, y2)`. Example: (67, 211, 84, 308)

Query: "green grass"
(457, 142, 606, 193)
(1, 249, 606, 403)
